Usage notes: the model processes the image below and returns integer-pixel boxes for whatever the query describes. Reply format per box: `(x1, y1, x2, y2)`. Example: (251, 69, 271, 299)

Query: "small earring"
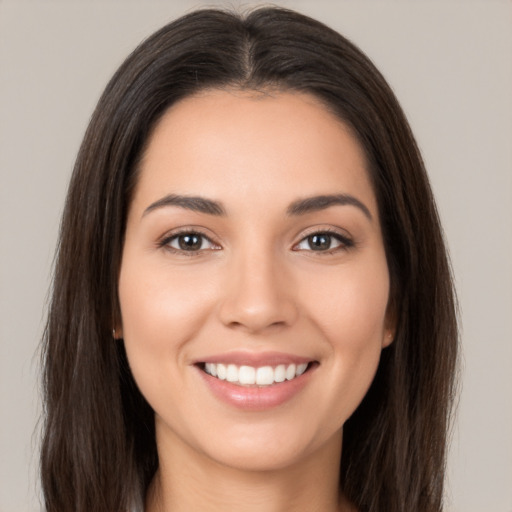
(112, 328, 117, 339)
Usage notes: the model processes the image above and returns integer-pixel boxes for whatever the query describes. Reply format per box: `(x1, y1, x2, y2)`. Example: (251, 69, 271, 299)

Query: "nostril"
(217, 276, 299, 333)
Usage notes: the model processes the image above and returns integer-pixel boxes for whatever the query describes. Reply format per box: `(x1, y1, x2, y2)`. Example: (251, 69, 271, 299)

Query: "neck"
(145, 426, 350, 512)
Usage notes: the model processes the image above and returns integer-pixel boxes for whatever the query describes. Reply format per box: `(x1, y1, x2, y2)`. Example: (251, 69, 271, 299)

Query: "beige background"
(1, 1, 511, 511)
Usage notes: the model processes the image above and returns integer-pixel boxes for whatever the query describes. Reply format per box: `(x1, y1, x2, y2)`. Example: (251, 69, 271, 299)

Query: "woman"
(40, 7, 458, 512)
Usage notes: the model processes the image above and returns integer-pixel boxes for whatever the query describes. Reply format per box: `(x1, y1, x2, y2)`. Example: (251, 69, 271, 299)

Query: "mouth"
(196, 361, 318, 387)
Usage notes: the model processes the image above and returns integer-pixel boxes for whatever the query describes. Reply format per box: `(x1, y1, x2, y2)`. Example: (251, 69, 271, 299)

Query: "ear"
(112, 302, 123, 340)
(112, 326, 123, 340)
(382, 300, 397, 348)
(112, 314, 123, 340)
(382, 328, 394, 348)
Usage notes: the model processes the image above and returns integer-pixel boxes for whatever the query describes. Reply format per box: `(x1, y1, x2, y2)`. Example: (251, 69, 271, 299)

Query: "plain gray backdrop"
(0, 1, 511, 511)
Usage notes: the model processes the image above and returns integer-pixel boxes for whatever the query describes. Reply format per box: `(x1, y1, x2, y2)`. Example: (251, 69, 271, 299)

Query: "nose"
(218, 247, 298, 334)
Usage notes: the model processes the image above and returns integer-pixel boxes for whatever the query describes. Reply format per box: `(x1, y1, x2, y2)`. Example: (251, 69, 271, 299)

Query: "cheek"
(298, 258, 390, 421)
(117, 257, 217, 382)
(120, 253, 215, 328)
(301, 255, 390, 342)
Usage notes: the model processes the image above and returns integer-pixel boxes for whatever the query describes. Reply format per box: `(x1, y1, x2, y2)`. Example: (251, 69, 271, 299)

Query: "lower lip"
(196, 365, 316, 411)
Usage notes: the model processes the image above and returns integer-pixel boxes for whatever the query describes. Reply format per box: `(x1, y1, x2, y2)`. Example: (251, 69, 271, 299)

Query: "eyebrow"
(142, 192, 372, 221)
(287, 194, 372, 221)
(143, 194, 226, 217)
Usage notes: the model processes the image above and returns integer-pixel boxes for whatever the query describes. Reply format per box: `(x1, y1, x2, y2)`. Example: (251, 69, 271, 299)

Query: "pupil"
(179, 234, 202, 251)
(309, 234, 331, 250)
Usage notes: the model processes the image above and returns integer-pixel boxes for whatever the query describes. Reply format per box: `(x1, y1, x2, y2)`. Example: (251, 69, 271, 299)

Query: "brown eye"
(307, 234, 333, 251)
(294, 231, 353, 253)
(165, 232, 217, 252)
(177, 234, 203, 251)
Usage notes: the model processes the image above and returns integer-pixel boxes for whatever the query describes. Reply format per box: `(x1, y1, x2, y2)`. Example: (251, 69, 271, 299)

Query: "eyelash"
(158, 227, 354, 256)
(158, 229, 220, 256)
(293, 228, 354, 255)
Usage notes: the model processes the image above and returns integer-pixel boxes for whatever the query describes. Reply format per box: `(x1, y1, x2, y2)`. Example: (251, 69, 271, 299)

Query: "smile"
(194, 352, 318, 410)
(202, 362, 309, 387)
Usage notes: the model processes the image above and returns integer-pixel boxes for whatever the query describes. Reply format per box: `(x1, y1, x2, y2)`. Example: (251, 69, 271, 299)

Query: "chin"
(206, 444, 309, 473)
(197, 423, 341, 473)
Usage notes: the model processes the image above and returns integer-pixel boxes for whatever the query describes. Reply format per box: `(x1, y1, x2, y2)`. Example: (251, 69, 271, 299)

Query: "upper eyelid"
(293, 231, 352, 250)
(158, 228, 220, 251)
(300, 226, 348, 236)
(159, 226, 215, 241)
(294, 225, 352, 242)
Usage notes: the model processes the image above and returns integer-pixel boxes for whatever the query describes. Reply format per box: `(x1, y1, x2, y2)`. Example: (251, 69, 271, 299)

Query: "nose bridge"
(218, 238, 297, 332)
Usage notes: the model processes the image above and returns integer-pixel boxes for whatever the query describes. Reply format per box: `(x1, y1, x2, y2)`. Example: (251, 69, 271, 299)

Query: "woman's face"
(118, 90, 393, 472)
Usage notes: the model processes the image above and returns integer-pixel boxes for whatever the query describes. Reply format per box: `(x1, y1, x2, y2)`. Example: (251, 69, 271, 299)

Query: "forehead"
(132, 89, 377, 217)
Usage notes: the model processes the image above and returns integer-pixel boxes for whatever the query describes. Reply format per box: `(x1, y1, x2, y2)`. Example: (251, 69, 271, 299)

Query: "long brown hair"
(40, 7, 458, 512)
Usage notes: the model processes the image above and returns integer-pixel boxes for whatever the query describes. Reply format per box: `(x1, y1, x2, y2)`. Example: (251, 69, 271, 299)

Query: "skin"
(117, 89, 393, 512)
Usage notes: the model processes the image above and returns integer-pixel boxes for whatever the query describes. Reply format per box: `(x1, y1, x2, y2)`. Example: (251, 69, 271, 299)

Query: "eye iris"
(308, 234, 331, 250)
(178, 234, 202, 251)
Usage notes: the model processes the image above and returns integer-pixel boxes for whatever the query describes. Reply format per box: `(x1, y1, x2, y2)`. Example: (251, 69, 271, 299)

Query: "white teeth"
(238, 365, 256, 385)
(296, 363, 308, 376)
(204, 362, 217, 377)
(274, 364, 286, 383)
(285, 364, 296, 380)
(226, 364, 238, 382)
(256, 366, 274, 386)
(203, 362, 310, 386)
(216, 363, 227, 380)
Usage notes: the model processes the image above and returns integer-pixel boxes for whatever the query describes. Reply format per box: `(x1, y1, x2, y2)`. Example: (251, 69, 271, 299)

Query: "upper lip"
(194, 351, 316, 367)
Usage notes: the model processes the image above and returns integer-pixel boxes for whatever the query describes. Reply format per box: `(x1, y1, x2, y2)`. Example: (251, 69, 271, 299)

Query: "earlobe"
(382, 329, 394, 348)
(383, 295, 397, 348)
(112, 305, 123, 339)
(383, 312, 396, 347)
(112, 326, 123, 340)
